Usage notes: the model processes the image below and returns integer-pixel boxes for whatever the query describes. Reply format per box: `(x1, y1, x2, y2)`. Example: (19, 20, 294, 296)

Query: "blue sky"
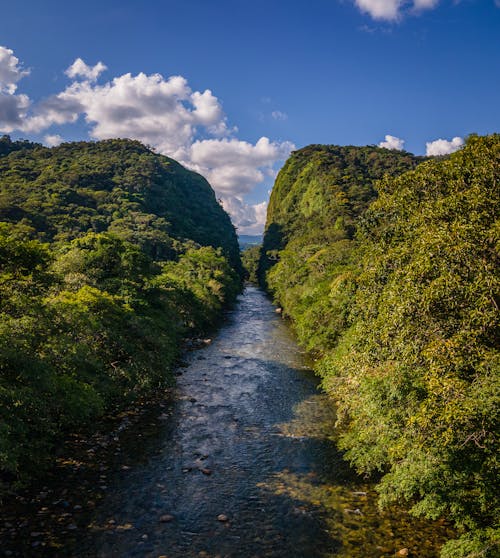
(1, 0, 499, 233)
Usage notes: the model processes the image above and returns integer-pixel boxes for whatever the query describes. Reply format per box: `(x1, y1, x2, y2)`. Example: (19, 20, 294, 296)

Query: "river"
(1, 286, 454, 557)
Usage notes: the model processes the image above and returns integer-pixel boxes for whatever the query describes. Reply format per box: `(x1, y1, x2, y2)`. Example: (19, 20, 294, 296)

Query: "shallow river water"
(2, 286, 455, 557)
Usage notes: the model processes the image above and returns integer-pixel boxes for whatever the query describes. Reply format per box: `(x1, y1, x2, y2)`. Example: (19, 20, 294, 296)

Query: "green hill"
(260, 136, 499, 557)
(0, 137, 241, 271)
(0, 138, 241, 486)
(259, 143, 424, 349)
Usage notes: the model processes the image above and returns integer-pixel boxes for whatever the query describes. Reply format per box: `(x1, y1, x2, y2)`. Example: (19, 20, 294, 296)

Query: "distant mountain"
(238, 234, 263, 250)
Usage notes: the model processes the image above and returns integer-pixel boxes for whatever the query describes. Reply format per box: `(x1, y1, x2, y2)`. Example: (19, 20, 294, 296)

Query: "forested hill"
(0, 138, 242, 488)
(0, 137, 241, 271)
(259, 135, 499, 557)
(259, 144, 424, 286)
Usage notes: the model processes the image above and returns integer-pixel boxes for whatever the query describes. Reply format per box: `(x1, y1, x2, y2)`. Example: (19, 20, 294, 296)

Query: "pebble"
(116, 523, 133, 531)
(397, 549, 409, 556)
(217, 514, 229, 522)
(159, 514, 174, 523)
(200, 468, 212, 475)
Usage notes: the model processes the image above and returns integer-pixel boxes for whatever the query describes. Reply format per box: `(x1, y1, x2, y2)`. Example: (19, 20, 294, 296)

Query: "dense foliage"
(241, 244, 261, 284)
(0, 138, 241, 272)
(261, 144, 423, 350)
(260, 136, 499, 556)
(0, 138, 241, 490)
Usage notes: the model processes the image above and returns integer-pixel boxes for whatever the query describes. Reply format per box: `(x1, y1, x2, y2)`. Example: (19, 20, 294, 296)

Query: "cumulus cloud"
(0, 46, 29, 94)
(188, 137, 294, 197)
(65, 58, 107, 82)
(221, 198, 268, 234)
(379, 134, 405, 150)
(425, 136, 464, 156)
(0, 93, 31, 132)
(0, 48, 293, 233)
(354, 0, 402, 20)
(0, 46, 32, 132)
(14, 71, 234, 163)
(353, 0, 440, 20)
(44, 134, 64, 147)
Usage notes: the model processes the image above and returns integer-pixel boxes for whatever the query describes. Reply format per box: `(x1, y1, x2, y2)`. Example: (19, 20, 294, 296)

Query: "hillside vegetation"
(0, 137, 241, 489)
(260, 136, 499, 557)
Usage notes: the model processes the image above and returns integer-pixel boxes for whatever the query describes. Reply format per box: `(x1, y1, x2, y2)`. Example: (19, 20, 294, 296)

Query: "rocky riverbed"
(0, 286, 455, 557)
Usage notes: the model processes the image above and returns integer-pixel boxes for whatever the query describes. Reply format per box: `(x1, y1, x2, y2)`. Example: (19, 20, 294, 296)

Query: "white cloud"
(3, 68, 230, 155)
(353, 0, 440, 20)
(221, 198, 268, 235)
(65, 58, 107, 82)
(355, 0, 402, 20)
(0, 92, 31, 132)
(425, 136, 464, 156)
(379, 134, 405, 150)
(0, 46, 32, 132)
(188, 137, 294, 197)
(271, 110, 288, 121)
(0, 49, 293, 234)
(495, 0, 500, 8)
(0, 46, 29, 94)
(44, 134, 64, 147)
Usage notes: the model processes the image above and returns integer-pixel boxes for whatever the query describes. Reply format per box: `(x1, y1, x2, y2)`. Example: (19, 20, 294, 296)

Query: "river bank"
(1, 287, 455, 557)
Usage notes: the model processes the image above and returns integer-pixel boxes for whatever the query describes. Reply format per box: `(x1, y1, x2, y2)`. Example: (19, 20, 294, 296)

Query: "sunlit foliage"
(0, 138, 241, 489)
(261, 136, 499, 556)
